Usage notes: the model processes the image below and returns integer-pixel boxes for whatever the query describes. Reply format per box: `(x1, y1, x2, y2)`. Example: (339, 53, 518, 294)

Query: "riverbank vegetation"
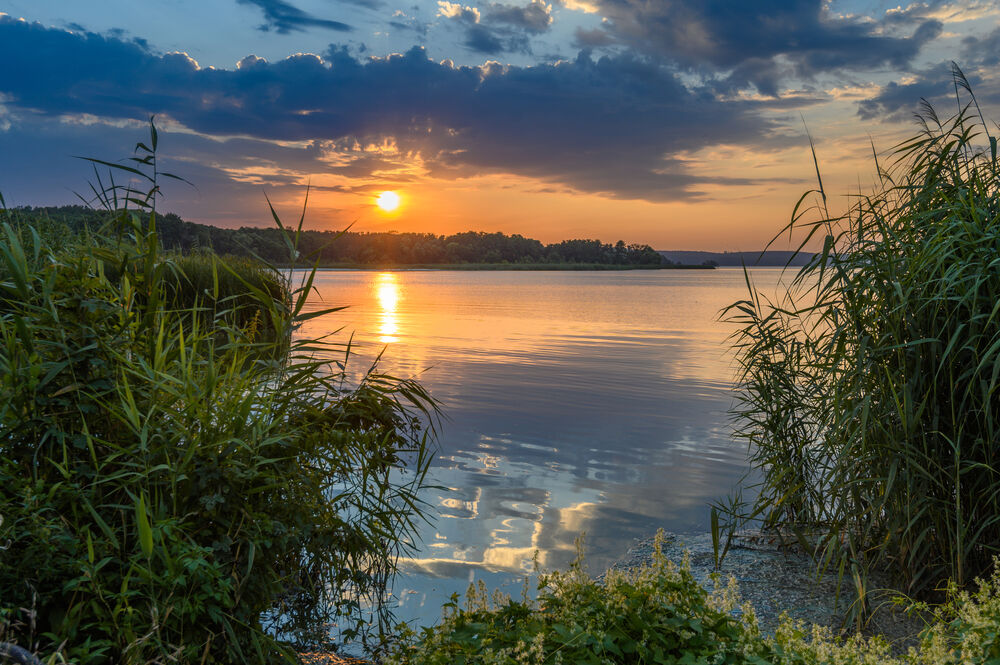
(724, 67, 1000, 612)
(0, 126, 436, 664)
(390, 533, 1000, 665)
(13, 206, 673, 268)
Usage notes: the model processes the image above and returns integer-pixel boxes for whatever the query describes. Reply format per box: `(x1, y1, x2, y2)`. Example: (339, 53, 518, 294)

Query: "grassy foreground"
(0, 126, 437, 664)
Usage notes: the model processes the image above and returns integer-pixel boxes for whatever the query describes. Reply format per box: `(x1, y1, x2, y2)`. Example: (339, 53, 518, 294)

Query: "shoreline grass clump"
(725, 66, 1000, 604)
(0, 122, 436, 664)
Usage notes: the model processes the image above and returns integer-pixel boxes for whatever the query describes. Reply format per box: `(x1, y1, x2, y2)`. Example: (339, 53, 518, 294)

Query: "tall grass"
(726, 66, 1000, 604)
(0, 121, 436, 663)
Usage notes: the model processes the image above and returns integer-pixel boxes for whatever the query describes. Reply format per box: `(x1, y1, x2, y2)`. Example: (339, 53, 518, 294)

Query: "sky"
(0, 1, 998, 249)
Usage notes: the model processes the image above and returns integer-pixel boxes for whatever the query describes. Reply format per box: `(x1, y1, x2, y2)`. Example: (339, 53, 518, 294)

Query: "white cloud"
(437, 1, 481, 22)
(560, 0, 598, 14)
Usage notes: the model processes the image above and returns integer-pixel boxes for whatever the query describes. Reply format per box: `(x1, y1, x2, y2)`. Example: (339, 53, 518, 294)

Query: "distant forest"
(15, 206, 686, 268)
(657, 250, 815, 267)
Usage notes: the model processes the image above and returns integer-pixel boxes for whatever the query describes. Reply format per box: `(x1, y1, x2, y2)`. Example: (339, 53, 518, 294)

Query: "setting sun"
(376, 190, 400, 212)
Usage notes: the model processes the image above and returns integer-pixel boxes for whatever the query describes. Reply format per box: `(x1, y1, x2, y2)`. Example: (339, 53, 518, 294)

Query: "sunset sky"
(0, 1, 998, 249)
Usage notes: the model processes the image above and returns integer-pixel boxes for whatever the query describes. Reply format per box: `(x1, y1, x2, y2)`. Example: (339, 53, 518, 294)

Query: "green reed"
(726, 65, 1000, 605)
(0, 121, 436, 664)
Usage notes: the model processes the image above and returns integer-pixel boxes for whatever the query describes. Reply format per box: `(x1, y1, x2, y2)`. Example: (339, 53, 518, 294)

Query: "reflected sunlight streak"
(375, 272, 400, 343)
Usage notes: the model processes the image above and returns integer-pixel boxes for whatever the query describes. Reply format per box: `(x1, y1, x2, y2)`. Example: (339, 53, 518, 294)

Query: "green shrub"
(390, 534, 1000, 665)
(725, 66, 1000, 602)
(0, 123, 436, 663)
(389, 534, 770, 665)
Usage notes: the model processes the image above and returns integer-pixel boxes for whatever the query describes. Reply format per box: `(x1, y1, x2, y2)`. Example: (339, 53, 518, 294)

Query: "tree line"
(16, 205, 673, 267)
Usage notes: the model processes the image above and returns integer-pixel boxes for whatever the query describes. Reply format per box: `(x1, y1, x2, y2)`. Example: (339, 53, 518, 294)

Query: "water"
(297, 267, 786, 628)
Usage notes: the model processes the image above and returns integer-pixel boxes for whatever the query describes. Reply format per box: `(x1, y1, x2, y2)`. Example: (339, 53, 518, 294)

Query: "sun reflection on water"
(375, 272, 400, 343)
(296, 268, 790, 625)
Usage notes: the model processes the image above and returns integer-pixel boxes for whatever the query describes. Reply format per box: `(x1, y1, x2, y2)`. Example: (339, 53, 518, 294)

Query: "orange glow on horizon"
(213, 119, 902, 253)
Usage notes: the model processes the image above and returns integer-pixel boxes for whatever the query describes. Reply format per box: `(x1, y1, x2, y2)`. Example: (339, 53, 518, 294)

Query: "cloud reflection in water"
(298, 269, 786, 623)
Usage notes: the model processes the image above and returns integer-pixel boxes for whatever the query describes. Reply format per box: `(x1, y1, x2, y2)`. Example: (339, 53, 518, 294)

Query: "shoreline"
(274, 262, 715, 271)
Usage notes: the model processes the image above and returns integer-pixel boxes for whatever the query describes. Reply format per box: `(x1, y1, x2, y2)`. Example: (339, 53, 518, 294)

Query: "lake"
(297, 267, 786, 628)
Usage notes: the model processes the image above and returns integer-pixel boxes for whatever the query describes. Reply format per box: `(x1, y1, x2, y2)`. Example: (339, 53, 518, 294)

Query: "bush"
(725, 66, 1000, 603)
(390, 534, 1000, 665)
(0, 124, 436, 663)
(389, 534, 770, 665)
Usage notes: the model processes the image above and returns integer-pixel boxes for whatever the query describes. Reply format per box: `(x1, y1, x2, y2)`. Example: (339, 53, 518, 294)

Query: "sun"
(376, 190, 401, 212)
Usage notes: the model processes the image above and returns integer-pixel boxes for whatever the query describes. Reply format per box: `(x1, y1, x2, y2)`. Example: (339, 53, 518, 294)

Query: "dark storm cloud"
(0, 16, 791, 202)
(588, 0, 941, 94)
(236, 0, 352, 33)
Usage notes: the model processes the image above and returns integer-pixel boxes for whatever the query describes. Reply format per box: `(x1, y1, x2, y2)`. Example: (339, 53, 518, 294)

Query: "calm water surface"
(298, 268, 785, 627)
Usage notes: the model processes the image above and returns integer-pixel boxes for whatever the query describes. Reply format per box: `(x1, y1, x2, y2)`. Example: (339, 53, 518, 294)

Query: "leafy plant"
(389, 533, 772, 665)
(0, 120, 436, 663)
(724, 64, 1000, 607)
(391, 536, 1000, 665)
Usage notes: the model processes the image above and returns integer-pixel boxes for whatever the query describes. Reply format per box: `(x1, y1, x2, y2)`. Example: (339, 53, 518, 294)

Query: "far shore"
(277, 262, 716, 271)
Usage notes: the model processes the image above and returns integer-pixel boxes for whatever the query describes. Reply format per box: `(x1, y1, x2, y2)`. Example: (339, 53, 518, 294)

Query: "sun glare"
(376, 190, 401, 212)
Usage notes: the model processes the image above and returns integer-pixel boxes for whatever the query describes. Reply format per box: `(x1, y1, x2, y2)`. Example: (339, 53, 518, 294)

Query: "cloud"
(437, 1, 481, 23)
(583, 0, 942, 94)
(0, 16, 795, 202)
(464, 25, 505, 53)
(856, 59, 999, 123)
(236, 0, 352, 33)
(437, 0, 551, 54)
(557, 0, 599, 13)
(962, 26, 1000, 68)
(0, 93, 12, 132)
(906, 1, 1000, 25)
(572, 26, 616, 49)
(855, 18, 1000, 122)
(484, 1, 553, 33)
(856, 71, 951, 122)
(389, 9, 430, 35)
